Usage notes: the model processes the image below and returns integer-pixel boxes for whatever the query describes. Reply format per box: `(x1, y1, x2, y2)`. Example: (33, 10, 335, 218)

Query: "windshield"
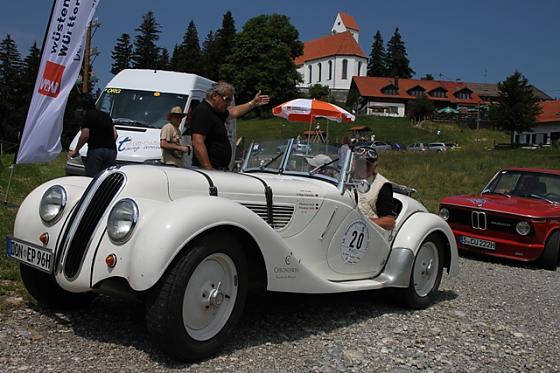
(242, 139, 347, 185)
(483, 170, 560, 203)
(97, 88, 189, 129)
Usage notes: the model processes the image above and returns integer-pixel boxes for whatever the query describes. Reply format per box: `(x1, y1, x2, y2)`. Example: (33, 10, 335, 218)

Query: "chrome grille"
(62, 172, 125, 279)
(242, 203, 294, 229)
(471, 211, 487, 230)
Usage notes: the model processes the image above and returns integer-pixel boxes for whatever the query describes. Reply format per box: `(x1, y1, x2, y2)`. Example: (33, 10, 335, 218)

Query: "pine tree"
(0, 34, 23, 143)
(200, 31, 216, 79)
(172, 20, 202, 74)
(157, 47, 170, 70)
(19, 42, 41, 126)
(132, 11, 161, 69)
(202, 11, 237, 80)
(367, 30, 387, 77)
(386, 28, 414, 78)
(111, 33, 133, 75)
(489, 71, 542, 144)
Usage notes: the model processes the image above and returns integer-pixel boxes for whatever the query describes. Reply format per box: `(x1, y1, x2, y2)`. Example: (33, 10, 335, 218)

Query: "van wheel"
(146, 234, 247, 362)
(20, 264, 97, 309)
(539, 231, 559, 271)
(399, 234, 444, 309)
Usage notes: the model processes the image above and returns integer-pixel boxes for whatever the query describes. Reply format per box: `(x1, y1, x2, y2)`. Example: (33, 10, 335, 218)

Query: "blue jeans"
(85, 148, 117, 177)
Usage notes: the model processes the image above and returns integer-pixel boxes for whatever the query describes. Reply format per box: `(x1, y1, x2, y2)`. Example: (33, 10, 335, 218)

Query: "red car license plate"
(459, 236, 496, 250)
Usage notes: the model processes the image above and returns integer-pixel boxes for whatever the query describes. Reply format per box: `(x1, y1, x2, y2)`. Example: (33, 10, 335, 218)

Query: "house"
(349, 76, 484, 117)
(295, 12, 368, 101)
(515, 100, 560, 146)
(466, 82, 552, 104)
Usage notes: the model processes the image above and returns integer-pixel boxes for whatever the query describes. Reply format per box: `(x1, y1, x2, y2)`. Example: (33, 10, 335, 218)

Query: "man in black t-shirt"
(68, 98, 118, 177)
(191, 82, 269, 170)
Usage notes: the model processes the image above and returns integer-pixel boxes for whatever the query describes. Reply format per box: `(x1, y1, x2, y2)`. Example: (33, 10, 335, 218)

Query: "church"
(295, 12, 368, 101)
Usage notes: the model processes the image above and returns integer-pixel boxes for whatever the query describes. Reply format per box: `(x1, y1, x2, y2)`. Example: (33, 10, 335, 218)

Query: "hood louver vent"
(241, 203, 294, 230)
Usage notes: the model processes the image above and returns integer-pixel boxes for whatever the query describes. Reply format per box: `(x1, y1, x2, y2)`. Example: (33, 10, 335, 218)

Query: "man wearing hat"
(353, 145, 396, 230)
(160, 106, 192, 167)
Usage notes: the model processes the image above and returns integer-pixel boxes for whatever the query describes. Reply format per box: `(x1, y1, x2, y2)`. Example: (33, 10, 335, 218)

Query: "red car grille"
(445, 207, 533, 236)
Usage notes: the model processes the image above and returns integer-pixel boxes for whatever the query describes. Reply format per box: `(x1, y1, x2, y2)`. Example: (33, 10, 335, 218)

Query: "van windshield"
(97, 88, 189, 129)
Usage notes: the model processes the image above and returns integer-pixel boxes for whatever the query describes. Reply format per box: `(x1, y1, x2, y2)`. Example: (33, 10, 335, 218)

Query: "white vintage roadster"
(7, 139, 458, 361)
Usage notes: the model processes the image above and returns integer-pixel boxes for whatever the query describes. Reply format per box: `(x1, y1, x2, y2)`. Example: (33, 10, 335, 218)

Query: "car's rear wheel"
(399, 234, 444, 309)
(539, 231, 559, 271)
(20, 264, 97, 308)
(146, 234, 247, 362)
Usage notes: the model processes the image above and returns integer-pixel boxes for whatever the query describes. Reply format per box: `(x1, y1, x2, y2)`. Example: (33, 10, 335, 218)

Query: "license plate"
(459, 235, 496, 250)
(6, 236, 54, 273)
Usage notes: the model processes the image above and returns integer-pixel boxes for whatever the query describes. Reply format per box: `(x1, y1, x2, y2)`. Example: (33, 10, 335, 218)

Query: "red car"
(439, 168, 560, 270)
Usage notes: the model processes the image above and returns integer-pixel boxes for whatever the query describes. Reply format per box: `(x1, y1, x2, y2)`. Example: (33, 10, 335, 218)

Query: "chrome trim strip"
(56, 168, 126, 280)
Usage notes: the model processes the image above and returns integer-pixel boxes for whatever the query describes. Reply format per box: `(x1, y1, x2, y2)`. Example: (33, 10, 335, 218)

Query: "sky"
(1, 0, 559, 98)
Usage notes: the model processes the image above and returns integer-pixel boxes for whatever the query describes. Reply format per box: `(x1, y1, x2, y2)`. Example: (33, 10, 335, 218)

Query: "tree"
(220, 14, 303, 108)
(308, 84, 330, 100)
(157, 48, 170, 70)
(200, 31, 216, 78)
(408, 94, 434, 122)
(170, 20, 202, 74)
(0, 34, 23, 143)
(489, 71, 542, 144)
(111, 33, 133, 75)
(367, 30, 387, 77)
(132, 11, 161, 69)
(201, 11, 237, 80)
(421, 74, 434, 80)
(386, 28, 414, 78)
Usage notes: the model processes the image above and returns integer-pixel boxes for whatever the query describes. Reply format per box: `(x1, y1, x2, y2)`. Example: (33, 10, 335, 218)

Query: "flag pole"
(3, 0, 57, 208)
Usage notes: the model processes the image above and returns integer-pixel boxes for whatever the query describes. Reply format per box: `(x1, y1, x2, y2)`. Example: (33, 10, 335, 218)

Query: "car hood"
(440, 193, 560, 218)
(162, 167, 335, 202)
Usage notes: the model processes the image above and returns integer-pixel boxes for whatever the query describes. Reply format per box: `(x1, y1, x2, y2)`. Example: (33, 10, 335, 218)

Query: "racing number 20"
(349, 230, 364, 250)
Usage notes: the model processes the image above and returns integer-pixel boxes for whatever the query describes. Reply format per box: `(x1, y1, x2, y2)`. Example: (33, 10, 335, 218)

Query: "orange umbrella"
(272, 98, 355, 123)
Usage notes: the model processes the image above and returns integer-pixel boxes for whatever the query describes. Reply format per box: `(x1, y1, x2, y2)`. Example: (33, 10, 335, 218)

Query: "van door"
(182, 99, 201, 167)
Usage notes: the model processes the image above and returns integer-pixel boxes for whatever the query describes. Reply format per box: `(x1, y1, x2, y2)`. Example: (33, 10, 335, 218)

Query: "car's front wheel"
(539, 231, 559, 271)
(20, 264, 97, 308)
(399, 234, 444, 309)
(146, 234, 248, 362)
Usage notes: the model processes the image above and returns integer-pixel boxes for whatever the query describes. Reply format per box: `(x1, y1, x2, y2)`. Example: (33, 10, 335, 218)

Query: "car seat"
(534, 181, 547, 195)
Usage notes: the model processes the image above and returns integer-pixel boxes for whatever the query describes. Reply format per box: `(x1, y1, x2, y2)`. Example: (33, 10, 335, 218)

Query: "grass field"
(1, 117, 558, 299)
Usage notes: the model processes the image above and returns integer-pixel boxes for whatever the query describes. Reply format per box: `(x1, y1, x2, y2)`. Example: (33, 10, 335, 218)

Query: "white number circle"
(341, 221, 369, 264)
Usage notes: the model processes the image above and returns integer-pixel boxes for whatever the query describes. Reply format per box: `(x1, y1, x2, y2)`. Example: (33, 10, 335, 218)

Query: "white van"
(66, 69, 236, 175)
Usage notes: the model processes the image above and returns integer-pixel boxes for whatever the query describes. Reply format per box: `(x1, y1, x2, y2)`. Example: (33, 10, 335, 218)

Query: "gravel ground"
(1, 255, 559, 373)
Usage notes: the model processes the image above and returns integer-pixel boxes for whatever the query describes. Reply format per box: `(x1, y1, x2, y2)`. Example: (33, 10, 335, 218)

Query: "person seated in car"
(305, 154, 335, 176)
(353, 146, 396, 230)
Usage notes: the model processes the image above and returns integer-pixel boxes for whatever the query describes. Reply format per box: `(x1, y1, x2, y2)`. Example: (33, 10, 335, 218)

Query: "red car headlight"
(515, 221, 531, 236)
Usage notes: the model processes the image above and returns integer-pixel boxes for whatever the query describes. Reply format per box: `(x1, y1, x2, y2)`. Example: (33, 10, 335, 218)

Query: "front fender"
(116, 196, 289, 291)
(392, 212, 459, 277)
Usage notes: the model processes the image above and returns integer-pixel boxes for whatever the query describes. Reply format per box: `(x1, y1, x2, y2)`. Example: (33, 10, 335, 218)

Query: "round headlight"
(516, 221, 531, 236)
(39, 185, 67, 225)
(107, 198, 138, 243)
(439, 207, 450, 221)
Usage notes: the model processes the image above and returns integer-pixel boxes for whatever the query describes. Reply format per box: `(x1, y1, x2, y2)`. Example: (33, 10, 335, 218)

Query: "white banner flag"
(16, 0, 100, 164)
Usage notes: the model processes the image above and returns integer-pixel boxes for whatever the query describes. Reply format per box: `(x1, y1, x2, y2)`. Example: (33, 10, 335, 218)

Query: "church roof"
(338, 12, 359, 31)
(294, 31, 367, 65)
